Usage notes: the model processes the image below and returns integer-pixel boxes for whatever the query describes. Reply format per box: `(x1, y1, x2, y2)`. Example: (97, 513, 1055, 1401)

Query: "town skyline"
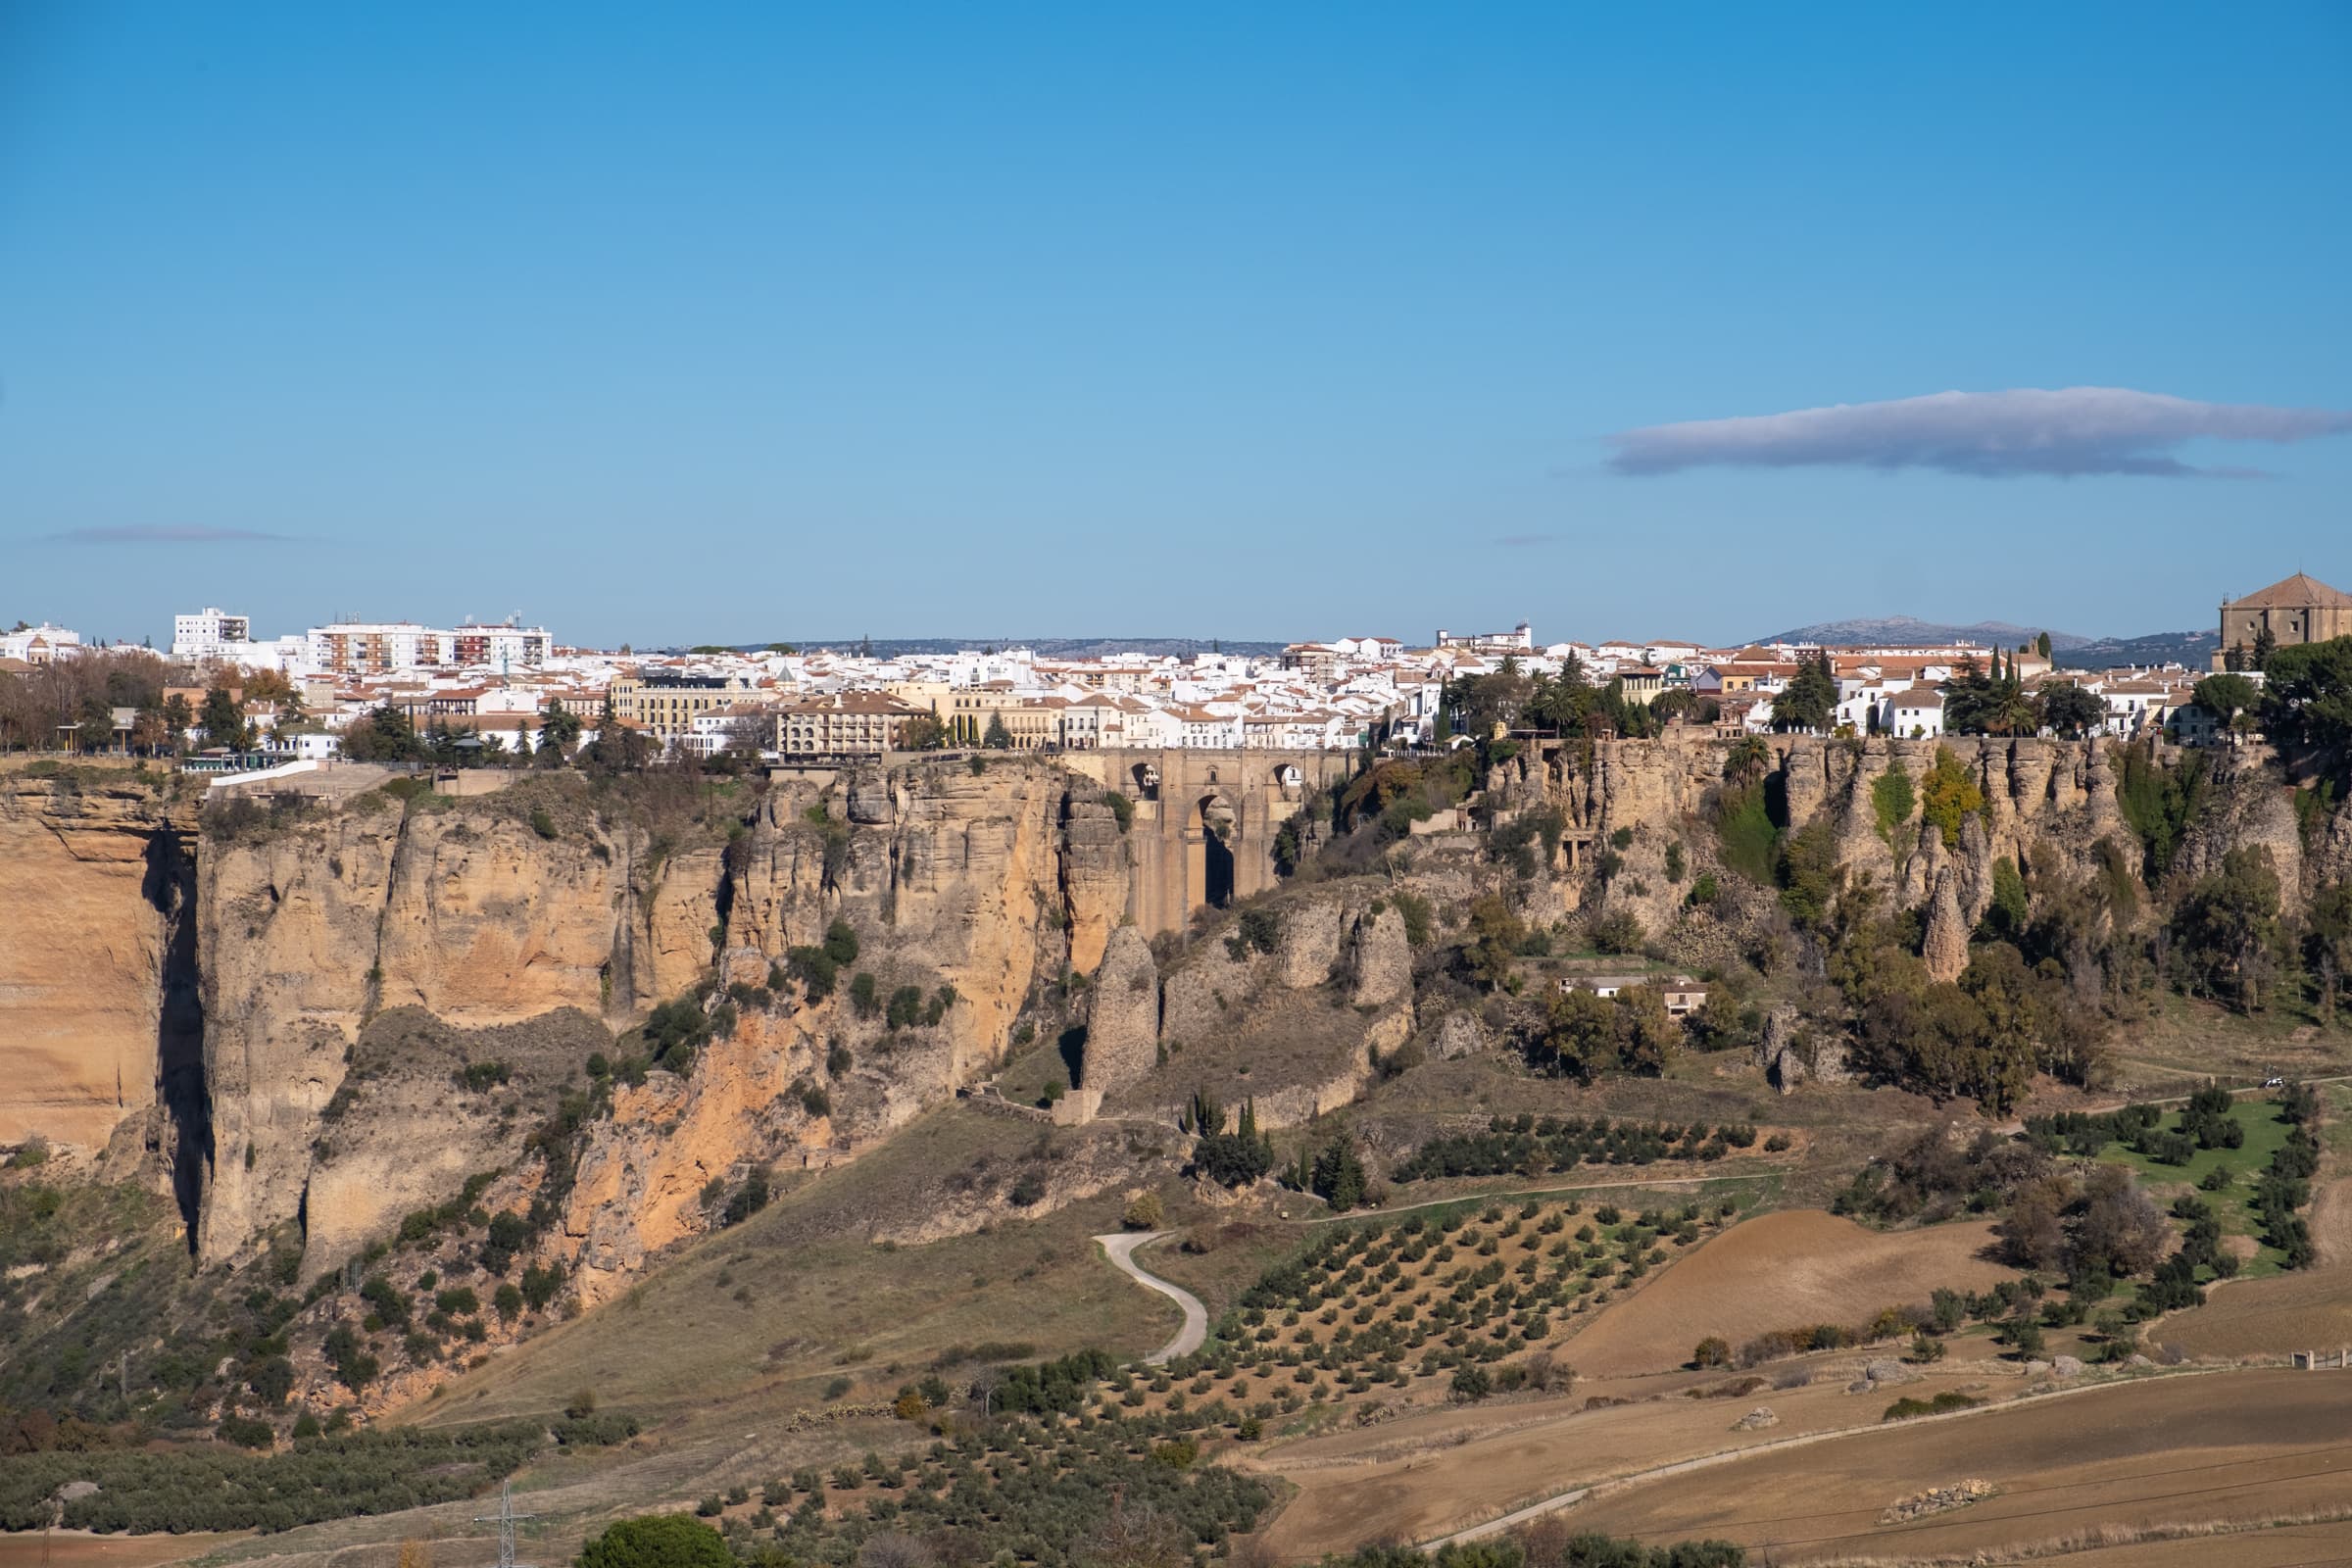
(3, 584, 2330, 662)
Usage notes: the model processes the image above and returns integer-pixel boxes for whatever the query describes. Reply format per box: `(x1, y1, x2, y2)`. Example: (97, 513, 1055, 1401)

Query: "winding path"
(1095, 1230, 1208, 1363)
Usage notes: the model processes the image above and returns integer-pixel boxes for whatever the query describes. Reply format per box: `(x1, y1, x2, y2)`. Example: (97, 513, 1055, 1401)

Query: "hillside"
(2049, 627, 2219, 668)
(1752, 612, 2085, 649)
(1752, 612, 2222, 670)
(5, 730, 2352, 1564)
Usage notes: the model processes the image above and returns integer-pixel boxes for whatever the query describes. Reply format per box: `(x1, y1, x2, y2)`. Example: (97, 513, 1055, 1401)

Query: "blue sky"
(4, 2, 2348, 648)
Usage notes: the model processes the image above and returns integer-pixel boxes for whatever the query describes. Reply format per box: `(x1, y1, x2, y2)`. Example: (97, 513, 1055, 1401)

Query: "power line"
(472, 1480, 536, 1568)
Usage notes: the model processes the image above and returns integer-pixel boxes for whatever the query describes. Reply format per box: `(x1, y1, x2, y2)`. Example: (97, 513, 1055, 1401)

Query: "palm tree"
(1985, 677, 2037, 737)
(1723, 735, 1771, 788)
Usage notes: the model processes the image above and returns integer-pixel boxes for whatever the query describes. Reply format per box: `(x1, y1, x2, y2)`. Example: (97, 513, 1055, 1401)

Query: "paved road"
(1095, 1230, 1207, 1363)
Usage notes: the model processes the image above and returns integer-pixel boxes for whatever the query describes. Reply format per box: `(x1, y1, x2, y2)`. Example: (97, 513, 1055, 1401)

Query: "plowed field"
(1556, 1209, 2012, 1377)
(1570, 1369, 2349, 1563)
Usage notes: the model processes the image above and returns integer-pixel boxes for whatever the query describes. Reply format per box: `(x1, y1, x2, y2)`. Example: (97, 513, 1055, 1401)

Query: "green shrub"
(1448, 1365, 1492, 1401)
(0, 1420, 544, 1533)
(1591, 911, 1644, 955)
(579, 1514, 733, 1568)
(1870, 766, 1915, 845)
(216, 1414, 274, 1449)
(1714, 785, 1780, 884)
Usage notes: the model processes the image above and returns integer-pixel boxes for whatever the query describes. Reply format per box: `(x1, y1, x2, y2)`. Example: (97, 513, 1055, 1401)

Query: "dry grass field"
(410, 1103, 1170, 1442)
(1567, 1368, 2350, 1564)
(0, 1536, 242, 1568)
(1236, 1202, 2041, 1554)
(2020, 1516, 2352, 1566)
(1252, 1349, 2063, 1555)
(1552, 1209, 2014, 1378)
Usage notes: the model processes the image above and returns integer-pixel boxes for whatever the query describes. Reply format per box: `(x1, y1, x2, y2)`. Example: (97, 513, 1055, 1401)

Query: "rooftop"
(2227, 571, 2352, 611)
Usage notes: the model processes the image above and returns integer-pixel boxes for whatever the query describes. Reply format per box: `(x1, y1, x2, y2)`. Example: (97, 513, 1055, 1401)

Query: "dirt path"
(1094, 1231, 1206, 1362)
(1422, 1368, 2233, 1548)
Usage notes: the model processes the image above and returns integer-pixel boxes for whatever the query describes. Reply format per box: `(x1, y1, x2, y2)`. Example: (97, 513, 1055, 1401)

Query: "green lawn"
(2090, 1095, 2296, 1278)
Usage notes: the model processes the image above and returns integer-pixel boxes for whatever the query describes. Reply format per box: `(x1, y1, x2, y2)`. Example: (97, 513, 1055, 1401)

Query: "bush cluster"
(1322, 1528, 1742, 1568)
(0, 1421, 544, 1533)
(1395, 1114, 1758, 1183)
(1883, 1391, 1984, 1422)
(1200, 1200, 1728, 1399)
(715, 1408, 1273, 1568)
(2258, 1082, 2324, 1268)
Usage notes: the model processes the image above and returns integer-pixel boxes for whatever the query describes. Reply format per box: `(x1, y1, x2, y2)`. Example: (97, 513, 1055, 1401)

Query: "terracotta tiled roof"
(2229, 571, 2352, 610)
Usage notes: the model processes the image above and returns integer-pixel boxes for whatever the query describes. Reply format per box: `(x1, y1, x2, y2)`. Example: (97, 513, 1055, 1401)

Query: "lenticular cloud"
(1605, 387, 2352, 478)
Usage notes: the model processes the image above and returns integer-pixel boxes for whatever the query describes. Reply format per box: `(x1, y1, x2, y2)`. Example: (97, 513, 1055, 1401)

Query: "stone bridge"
(1060, 748, 1360, 935)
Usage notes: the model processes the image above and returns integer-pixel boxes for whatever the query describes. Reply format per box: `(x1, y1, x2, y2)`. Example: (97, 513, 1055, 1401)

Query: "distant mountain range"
(2046, 629, 2219, 670)
(1750, 614, 2215, 670)
(680, 623, 2221, 670)
(1752, 614, 2094, 651)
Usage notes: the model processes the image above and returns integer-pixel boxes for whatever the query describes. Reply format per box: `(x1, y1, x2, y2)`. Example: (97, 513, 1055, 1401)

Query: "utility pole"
(472, 1481, 536, 1568)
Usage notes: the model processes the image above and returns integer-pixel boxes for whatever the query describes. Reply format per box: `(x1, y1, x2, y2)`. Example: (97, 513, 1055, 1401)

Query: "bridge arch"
(1191, 792, 1239, 909)
(1063, 748, 1360, 933)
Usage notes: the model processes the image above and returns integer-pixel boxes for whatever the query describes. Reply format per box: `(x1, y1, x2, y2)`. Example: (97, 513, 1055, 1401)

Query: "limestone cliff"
(193, 794, 700, 1260)
(2173, 746, 2309, 913)
(193, 758, 1140, 1272)
(1082, 926, 1160, 1093)
(1093, 886, 1415, 1132)
(1516, 732, 2256, 926)
(9, 736, 2351, 1304)
(721, 759, 1121, 1084)
(0, 769, 198, 1172)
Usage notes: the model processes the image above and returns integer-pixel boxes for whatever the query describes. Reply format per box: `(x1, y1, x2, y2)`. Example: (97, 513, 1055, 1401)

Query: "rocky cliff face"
(192, 795, 705, 1260)
(0, 770, 198, 1176)
(1094, 885, 1416, 1131)
(1082, 926, 1161, 1093)
(9, 737, 2347, 1297)
(1514, 731, 2298, 933)
(186, 759, 1139, 1270)
(722, 760, 1117, 1081)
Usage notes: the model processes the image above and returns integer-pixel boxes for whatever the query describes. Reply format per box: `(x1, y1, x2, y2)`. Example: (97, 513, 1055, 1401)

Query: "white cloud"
(41, 525, 290, 543)
(1606, 387, 2352, 478)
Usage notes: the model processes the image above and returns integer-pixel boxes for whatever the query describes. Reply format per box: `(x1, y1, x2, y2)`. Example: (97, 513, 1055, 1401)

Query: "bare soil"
(1253, 1350, 2023, 1555)
(1568, 1368, 2351, 1564)
(1552, 1209, 2013, 1378)
(0, 1536, 240, 1568)
(2015, 1516, 2352, 1566)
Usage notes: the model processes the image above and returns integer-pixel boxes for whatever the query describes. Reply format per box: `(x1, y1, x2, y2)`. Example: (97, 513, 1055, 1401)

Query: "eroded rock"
(1082, 925, 1161, 1094)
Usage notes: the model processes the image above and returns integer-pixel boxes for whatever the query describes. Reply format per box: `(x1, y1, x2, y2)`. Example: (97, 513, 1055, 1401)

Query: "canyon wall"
(1505, 732, 2339, 939)
(185, 758, 1143, 1267)
(7, 737, 2343, 1284)
(0, 770, 196, 1160)
(192, 795, 710, 1260)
